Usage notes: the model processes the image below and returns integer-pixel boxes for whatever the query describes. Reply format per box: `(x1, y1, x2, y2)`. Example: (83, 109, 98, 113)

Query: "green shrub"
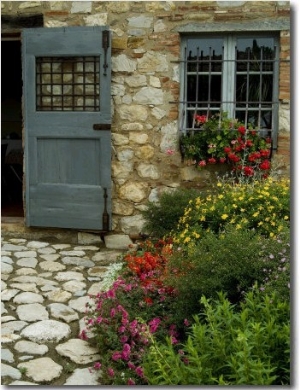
(174, 177, 290, 246)
(141, 188, 200, 238)
(143, 289, 290, 385)
(166, 224, 290, 325)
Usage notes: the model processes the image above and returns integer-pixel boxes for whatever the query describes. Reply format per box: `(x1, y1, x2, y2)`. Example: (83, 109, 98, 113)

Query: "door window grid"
(180, 35, 279, 146)
(36, 56, 100, 111)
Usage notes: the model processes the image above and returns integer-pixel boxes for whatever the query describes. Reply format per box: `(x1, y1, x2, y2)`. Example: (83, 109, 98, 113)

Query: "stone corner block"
(104, 234, 133, 250)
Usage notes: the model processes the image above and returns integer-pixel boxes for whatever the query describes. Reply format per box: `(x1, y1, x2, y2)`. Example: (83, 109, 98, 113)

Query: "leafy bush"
(141, 188, 200, 238)
(143, 289, 290, 385)
(174, 177, 290, 245)
(166, 224, 290, 325)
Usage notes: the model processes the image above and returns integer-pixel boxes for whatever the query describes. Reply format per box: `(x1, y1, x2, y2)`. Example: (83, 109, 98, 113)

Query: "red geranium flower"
(207, 157, 217, 164)
(259, 160, 271, 170)
(243, 166, 255, 176)
(238, 126, 246, 135)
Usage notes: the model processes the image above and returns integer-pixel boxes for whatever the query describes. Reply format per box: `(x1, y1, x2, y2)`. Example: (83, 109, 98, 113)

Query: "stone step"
(1, 217, 134, 249)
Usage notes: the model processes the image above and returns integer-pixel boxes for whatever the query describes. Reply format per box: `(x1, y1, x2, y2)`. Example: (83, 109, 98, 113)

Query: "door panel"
(22, 27, 111, 230)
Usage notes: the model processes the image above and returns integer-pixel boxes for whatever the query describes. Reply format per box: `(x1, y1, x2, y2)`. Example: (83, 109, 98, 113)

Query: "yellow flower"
(284, 216, 289, 220)
(192, 232, 200, 239)
(252, 212, 259, 218)
(217, 182, 222, 187)
(221, 214, 229, 220)
(184, 236, 191, 243)
(232, 204, 238, 209)
(200, 215, 206, 221)
(218, 195, 224, 199)
(270, 232, 274, 238)
(236, 224, 242, 230)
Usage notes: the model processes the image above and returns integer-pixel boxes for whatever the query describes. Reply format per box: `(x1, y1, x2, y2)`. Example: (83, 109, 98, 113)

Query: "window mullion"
(222, 36, 235, 119)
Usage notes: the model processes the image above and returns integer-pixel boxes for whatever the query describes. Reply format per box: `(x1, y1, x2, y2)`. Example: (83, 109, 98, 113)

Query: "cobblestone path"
(1, 235, 124, 385)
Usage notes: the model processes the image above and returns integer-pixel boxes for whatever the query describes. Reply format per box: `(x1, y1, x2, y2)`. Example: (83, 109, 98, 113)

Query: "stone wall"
(1, 1, 290, 234)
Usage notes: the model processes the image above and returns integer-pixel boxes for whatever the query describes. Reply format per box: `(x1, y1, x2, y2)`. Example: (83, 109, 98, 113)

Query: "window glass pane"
(236, 74, 273, 103)
(236, 38, 275, 72)
(185, 38, 223, 126)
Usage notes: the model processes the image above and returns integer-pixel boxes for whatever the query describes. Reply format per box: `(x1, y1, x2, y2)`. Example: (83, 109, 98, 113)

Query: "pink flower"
(107, 289, 115, 299)
(121, 343, 131, 360)
(93, 362, 101, 370)
(127, 378, 136, 385)
(184, 318, 190, 327)
(110, 308, 116, 317)
(128, 361, 136, 370)
(120, 335, 128, 343)
(112, 352, 122, 361)
(107, 368, 115, 377)
(135, 366, 144, 378)
(149, 317, 161, 333)
(198, 160, 206, 167)
(166, 149, 175, 155)
(118, 325, 126, 333)
(79, 330, 88, 340)
(219, 157, 226, 163)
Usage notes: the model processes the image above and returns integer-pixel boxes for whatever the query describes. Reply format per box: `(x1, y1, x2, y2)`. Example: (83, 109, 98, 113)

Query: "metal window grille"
(178, 35, 285, 149)
(36, 56, 100, 111)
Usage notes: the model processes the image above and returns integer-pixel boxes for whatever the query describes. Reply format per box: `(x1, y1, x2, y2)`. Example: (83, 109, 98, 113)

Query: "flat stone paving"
(1, 236, 125, 385)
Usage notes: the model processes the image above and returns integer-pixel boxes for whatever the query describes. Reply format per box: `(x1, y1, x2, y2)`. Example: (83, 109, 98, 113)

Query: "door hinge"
(102, 30, 110, 76)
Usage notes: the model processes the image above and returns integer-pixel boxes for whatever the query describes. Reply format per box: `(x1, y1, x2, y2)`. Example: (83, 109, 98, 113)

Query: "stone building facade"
(1, 1, 290, 235)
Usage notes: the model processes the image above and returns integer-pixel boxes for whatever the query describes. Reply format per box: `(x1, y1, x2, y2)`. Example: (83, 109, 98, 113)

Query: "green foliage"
(166, 224, 290, 325)
(143, 289, 290, 385)
(175, 177, 290, 245)
(141, 188, 200, 238)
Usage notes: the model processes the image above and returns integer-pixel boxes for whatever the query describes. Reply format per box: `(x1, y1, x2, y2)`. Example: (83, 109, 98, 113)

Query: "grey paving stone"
(1, 288, 20, 301)
(27, 241, 50, 249)
(61, 256, 95, 268)
(14, 340, 49, 355)
(39, 260, 66, 272)
(1, 363, 22, 380)
(13, 292, 44, 304)
(54, 271, 85, 282)
(2, 321, 28, 335)
(2, 244, 27, 251)
(60, 250, 86, 257)
(17, 357, 63, 383)
(17, 303, 49, 322)
(1, 262, 14, 274)
(44, 289, 72, 303)
(14, 251, 37, 258)
(47, 303, 79, 323)
(1, 348, 14, 363)
(16, 258, 38, 268)
(64, 367, 102, 385)
(20, 320, 71, 343)
(55, 339, 100, 364)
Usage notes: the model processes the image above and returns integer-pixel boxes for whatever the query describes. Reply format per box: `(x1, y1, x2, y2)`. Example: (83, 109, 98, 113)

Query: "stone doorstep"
(1, 217, 133, 249)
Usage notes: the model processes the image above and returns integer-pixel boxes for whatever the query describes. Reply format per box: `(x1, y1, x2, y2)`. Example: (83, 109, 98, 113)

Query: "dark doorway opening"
(1, 39, 24, 217)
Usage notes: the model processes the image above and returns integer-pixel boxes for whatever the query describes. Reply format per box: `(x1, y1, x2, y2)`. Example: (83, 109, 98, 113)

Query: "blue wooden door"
(22, 27, 111, 230)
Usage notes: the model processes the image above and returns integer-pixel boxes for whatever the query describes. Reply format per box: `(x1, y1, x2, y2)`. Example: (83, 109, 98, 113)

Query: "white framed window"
(179, 33, 280, 149)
